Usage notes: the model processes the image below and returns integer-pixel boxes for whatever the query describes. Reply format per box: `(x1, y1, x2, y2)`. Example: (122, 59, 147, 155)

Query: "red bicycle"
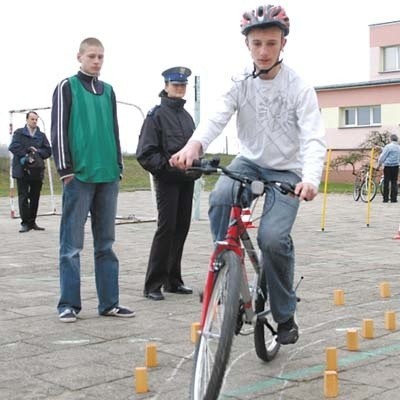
(188, 158, 300, 400)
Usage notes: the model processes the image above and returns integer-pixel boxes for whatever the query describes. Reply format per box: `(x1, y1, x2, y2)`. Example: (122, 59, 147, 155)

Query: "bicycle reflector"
(251, 180, 264, 195)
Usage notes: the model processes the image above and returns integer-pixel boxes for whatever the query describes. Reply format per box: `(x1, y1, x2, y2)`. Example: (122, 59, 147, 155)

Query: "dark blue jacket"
(8, 125, 52, 179)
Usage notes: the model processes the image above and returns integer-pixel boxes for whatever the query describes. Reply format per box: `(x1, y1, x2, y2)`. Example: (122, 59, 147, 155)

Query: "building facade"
(315, 20, 400, 181)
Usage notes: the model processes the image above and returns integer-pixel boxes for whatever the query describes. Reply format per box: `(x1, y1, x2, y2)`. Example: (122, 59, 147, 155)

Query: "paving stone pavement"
(0, 190, 399, 400)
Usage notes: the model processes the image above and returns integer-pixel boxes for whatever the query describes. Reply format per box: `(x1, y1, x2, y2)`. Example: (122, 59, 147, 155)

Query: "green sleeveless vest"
(68, 76, 119, 183)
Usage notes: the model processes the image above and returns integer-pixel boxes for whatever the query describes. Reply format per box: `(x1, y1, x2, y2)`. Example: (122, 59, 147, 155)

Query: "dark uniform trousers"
(17, 176, 43, 226)
(144, 177, 195, 293)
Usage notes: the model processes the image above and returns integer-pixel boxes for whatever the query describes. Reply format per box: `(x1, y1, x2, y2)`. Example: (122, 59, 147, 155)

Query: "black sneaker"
(277, 317, 299, 345)
(103, 306, 136, 318)
(59, 308, 77, 323)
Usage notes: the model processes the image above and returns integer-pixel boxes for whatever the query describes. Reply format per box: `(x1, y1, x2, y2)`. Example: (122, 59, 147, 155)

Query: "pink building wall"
(370, 21, 400, 80)
(318, 85, 400, 107)
(318, 84, 400, 149)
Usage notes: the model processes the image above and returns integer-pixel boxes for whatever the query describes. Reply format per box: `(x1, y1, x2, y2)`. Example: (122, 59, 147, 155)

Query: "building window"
(342, 106, 381, 127)
(383, 46, 400, 72)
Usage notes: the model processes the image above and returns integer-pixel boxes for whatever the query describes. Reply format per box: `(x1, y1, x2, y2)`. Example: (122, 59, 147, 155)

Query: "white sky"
(1, 0, 398, 154)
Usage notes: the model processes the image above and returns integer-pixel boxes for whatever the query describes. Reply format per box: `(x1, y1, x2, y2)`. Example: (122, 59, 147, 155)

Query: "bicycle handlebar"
(189, 157, 297, 196)
(191, 157, 221, 172)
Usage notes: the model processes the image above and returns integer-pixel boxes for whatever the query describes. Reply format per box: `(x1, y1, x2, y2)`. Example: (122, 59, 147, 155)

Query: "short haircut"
(79, 37, 104, 54)
(26, 111, 38, 120)
(390, 134, 398, 142)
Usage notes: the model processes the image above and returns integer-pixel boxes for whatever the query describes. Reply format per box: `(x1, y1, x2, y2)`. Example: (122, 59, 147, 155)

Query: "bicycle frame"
(199, 185, 262, 330)
(190, 158, 296, 400)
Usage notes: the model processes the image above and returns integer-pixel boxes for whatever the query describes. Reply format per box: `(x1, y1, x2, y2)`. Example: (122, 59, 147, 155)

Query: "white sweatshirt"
(191, 64, 327, 188)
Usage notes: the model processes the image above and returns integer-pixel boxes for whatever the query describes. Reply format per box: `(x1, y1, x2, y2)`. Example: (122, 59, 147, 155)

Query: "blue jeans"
(209, 157, 300, 324)
(58, 178, 120, 315)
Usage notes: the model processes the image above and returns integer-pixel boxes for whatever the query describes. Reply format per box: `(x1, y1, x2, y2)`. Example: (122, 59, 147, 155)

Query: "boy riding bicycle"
(170, 4, 326, 345)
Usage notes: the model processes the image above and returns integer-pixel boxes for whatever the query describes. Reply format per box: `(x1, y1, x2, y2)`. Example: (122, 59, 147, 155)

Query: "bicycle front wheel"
(353, 181, 361, 201)
(360, 180, 377, 202)
(254, 270, 280, 362)
(190, 251, 242, 400)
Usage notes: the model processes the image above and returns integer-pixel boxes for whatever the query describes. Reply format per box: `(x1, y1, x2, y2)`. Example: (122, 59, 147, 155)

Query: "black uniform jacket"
(136, 91, 198, 183)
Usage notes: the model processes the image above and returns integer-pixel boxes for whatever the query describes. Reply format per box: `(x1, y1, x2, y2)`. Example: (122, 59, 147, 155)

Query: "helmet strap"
(252, 59, 282, 79)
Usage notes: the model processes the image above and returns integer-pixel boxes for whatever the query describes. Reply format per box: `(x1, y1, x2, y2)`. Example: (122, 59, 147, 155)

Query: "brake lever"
(274, 182, 296, 196)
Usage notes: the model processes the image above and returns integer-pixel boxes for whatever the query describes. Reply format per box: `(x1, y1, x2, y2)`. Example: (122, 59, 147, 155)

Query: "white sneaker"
(103, 306, 135, 318)
(59, 308, 77, 323)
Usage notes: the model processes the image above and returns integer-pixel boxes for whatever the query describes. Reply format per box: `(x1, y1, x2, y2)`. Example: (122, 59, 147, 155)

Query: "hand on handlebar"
(294, 182, 318, 201)
(169, 140, 203, 170)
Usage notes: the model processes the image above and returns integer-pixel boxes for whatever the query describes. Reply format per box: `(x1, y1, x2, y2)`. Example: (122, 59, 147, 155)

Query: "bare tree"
(330, 130, 392, 175)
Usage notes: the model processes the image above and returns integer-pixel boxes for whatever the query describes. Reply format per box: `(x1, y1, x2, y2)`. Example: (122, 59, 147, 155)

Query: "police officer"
(136, 66, 199, 300)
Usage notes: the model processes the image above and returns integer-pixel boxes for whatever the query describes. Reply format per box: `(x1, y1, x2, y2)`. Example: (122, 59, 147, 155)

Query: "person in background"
(9, 111, 52, 233)
(51, 37, 135, 322)
(136, 66, 199, 301)
(377, 134, 400, 203)
(170, 5, 326, 344)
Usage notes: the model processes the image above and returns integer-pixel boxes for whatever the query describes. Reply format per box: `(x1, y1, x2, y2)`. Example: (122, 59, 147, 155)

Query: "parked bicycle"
(187, 158, 301, 400)
(378, 175, 400, 197)
(378, 175, 383, 196)
(353, 165, 379, 202)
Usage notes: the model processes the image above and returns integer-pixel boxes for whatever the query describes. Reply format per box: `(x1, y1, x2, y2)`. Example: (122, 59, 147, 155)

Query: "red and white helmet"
(240, 5, 290, 36)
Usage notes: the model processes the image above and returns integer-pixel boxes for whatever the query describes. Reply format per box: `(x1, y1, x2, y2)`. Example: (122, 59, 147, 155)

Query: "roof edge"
(315, 79, 400, 91)
(369, 20, 400, 27)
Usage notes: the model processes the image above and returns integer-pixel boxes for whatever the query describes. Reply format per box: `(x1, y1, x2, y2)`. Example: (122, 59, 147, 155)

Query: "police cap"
(162, 66, 191, 84)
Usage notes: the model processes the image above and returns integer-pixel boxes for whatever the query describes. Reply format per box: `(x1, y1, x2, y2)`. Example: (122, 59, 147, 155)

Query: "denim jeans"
(209, 156, 300, 324)
(58, 178, 119, 315)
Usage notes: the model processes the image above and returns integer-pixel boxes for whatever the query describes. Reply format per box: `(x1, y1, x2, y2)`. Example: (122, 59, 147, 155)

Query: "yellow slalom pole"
(321, 149, 332, 231)
(366, 147, 375, 227)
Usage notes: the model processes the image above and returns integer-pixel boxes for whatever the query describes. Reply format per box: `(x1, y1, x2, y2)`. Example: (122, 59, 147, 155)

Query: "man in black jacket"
(9, 111, 52, 232)
(136, 66, 199, 300)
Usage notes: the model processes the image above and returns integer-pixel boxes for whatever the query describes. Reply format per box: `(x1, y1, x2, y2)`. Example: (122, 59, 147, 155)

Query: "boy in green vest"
(51, 37, 135, 322)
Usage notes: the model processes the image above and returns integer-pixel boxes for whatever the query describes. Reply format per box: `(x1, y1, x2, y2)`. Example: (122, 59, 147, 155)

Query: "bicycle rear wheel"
(360, 180, 377, 202)
(254, 270, 280, 362)
(190, 251, 242, 400)
(379, 177, 384, 195)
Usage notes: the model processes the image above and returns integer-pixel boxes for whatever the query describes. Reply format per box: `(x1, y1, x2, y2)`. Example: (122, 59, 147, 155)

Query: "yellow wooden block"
(325, 347, 337, 371)
(384, 310, 396, 330)
(379, 282, 391, 298)
(361, 319, 374, 339)
(324, 370, 339, 397)
(333, 289, 344, 306)
(135, 367, 148, 393)
(346, 328, 359, 351)
(191, 322, 201, 344)
(145, 342, 158, 367)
